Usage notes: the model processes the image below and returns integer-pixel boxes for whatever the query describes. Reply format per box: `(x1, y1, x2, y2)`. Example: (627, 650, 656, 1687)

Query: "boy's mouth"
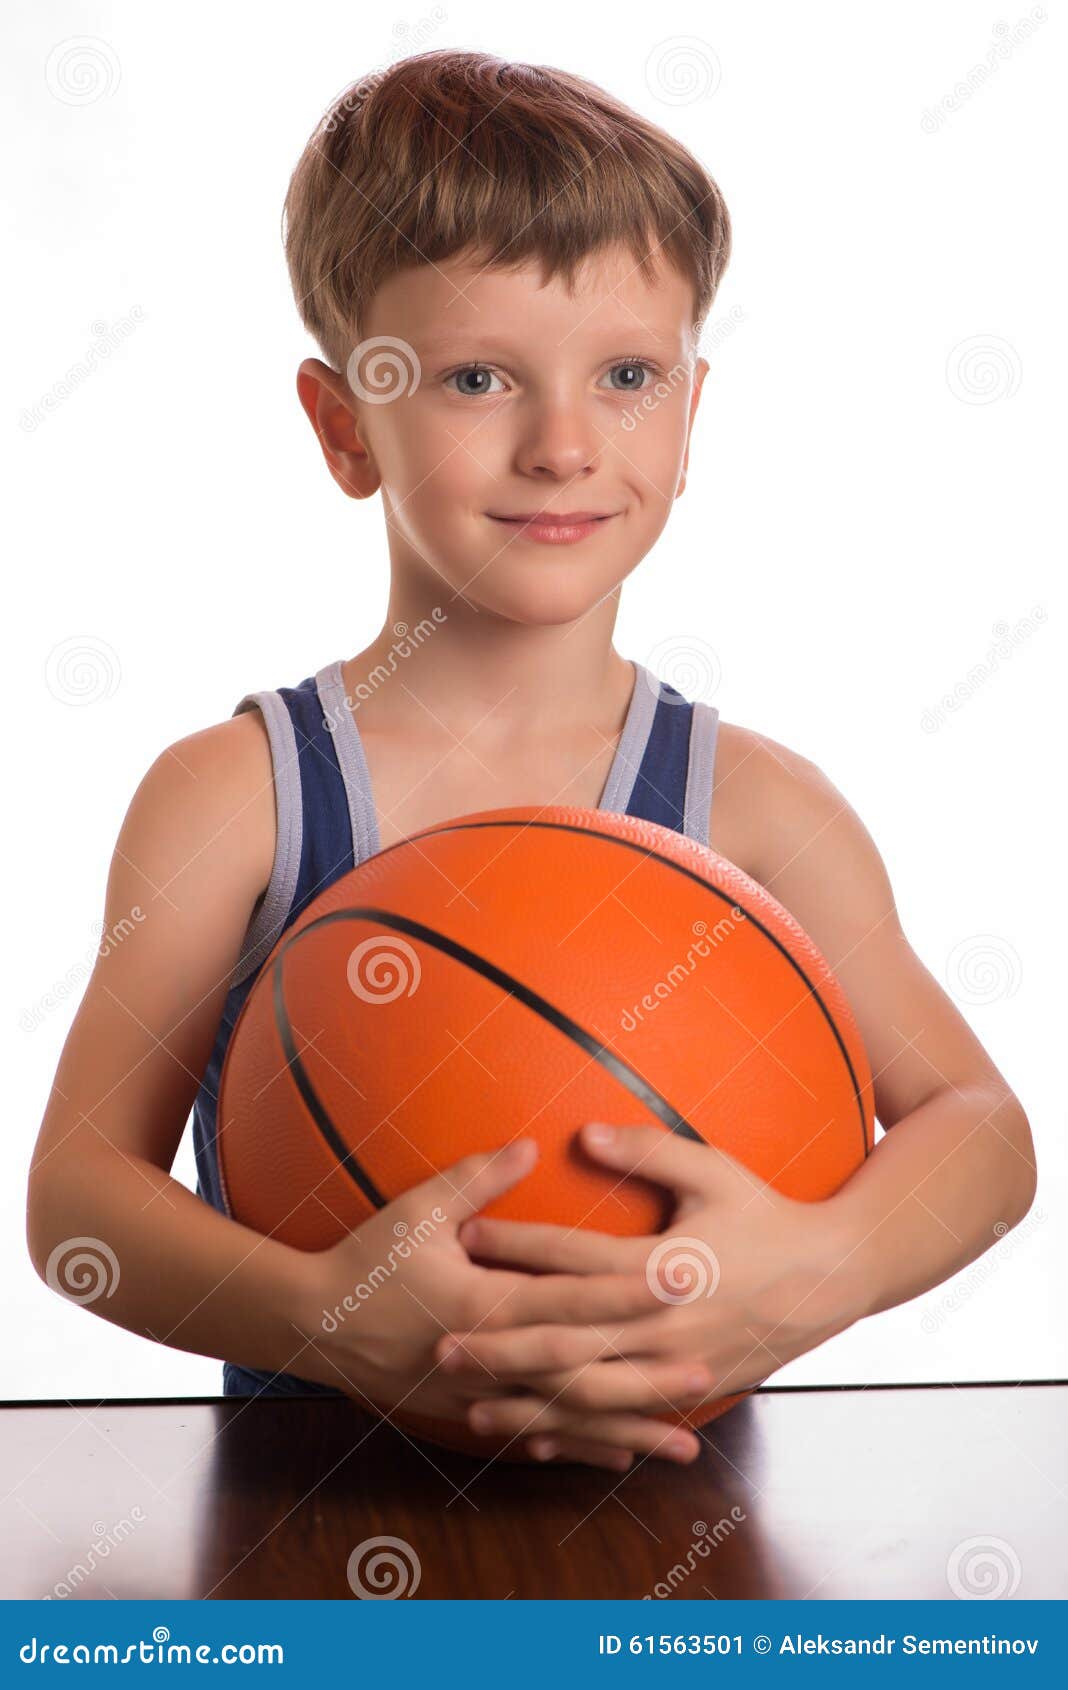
(486, 510, 619, 545)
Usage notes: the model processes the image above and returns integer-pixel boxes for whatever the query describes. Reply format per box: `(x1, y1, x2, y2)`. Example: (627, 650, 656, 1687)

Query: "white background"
(5, 0, 1063, 1399)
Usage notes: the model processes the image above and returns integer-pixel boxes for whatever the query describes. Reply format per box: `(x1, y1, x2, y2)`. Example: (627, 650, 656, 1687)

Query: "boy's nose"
(514, 401, 601, 480)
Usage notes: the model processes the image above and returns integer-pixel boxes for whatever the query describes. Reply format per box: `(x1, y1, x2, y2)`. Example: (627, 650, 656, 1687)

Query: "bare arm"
(752, 741, 1038, 1329)
(817, 1082, 1033, 1327)
(24, 717, 334, 1380)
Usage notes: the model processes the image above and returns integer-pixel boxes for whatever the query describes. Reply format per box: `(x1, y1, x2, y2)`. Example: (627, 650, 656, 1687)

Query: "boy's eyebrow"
(415, 334, 517, 354)
(415, 329, 683, 356)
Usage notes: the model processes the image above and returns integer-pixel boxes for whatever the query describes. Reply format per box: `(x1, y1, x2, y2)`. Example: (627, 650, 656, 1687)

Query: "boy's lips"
(486, 509, 620, 545)
(489, 509, 616, 523)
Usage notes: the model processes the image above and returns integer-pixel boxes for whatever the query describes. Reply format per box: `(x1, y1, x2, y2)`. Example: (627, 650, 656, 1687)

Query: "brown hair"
(283, 49, 732, 372)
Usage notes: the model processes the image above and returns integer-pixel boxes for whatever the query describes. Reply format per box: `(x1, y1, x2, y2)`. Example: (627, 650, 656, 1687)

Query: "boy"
(27, 50, 1036, 1475)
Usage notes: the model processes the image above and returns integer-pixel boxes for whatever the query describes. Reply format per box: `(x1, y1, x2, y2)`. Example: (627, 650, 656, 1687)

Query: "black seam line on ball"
(274, 907, 707, 1212)
(272, 956, 389, 1210)
(334, 814, 871, 1164)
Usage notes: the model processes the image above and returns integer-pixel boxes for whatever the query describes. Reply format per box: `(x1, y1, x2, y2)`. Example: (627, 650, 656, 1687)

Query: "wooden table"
(3, 1383, 1064, 1600)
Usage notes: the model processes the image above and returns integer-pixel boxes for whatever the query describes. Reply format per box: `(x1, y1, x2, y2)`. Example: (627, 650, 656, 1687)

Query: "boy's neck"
(339, 624, 636, 744)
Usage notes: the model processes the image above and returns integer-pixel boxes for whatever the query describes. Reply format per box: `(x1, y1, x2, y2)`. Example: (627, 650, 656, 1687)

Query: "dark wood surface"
(3, 1383, 1064, 1600)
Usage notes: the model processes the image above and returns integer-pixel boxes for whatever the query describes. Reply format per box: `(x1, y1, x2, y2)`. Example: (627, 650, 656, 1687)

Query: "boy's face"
(300, 242, 708, 624)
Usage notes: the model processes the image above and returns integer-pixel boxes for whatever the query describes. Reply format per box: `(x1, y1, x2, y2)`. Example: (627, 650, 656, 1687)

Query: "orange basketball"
(218, 806, 873, 1457)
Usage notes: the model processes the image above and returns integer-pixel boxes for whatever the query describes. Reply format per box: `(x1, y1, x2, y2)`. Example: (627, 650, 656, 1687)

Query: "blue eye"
(446, 365, 505, 396)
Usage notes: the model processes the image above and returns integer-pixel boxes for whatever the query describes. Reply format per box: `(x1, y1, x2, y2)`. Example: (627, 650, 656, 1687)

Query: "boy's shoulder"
(711, 719, 862, 898)
(140, 707, 276, 906)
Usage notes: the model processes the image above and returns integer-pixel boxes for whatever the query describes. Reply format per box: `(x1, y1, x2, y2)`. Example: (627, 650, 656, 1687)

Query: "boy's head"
(284, 50, 732, 626)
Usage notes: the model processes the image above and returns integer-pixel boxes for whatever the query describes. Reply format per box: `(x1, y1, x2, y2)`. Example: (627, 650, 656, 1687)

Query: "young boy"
(27, 50, 1036, 1475)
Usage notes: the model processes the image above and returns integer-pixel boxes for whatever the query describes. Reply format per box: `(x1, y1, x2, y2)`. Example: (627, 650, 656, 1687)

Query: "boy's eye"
(601, 361, 654, 392)
(446, 365, 506, 396)
(444, 360, 659, 396)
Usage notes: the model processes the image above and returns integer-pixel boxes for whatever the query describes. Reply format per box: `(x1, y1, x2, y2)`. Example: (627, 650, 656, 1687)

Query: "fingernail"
(439, 1341, 464, 1371)
(665, 1433, 697, 1460)
(460, 1219, 480, 1248)
(529, 1437, 557, 1461)
(584, 1122, 616, 1145)
(685, 1370, 710, 1393)
(469, 1406, 493, 1431)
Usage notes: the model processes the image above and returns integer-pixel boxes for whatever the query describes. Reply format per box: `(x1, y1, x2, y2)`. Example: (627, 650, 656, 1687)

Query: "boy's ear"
(295, 358, 381, 499)
(676, 355, 709, 500)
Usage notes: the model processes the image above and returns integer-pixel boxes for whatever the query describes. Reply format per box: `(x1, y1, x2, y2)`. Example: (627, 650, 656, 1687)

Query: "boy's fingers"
(494, 1269, 665, 1327)
(528, 1435, 633, 1472)
(582, 1122, 754, 1202)
(468, 1398, 702, 1462)
(416, 1139, 538, 1223)
(531, 1358, 713, 1414)
(439, 1320, 622, 1376)
(461, 1215, 645, 1274)
(444, 1320, 713, 1409)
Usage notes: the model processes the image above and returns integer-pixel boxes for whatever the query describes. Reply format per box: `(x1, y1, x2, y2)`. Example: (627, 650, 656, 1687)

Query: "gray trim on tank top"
(600, 664, 720, 844)
(228, 690, 304, 989)
(227, 656, 720, 990)
(596, 660, 661, 814)
(315, 660, 382, 863)
(684, 702, 720, 848)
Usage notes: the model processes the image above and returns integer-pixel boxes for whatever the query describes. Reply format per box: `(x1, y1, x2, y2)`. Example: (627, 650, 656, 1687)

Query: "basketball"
(218, 805, 874, 1456)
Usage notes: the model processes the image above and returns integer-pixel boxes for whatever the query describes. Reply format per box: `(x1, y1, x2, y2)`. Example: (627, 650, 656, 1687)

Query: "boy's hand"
(290, 1136, 673, 1450)
(436, 1122, 853, 1463)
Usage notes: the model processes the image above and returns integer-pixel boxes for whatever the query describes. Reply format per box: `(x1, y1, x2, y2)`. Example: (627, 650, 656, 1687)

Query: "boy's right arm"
(24, 717, 686, 1455)
(23, 712, 331, 1382)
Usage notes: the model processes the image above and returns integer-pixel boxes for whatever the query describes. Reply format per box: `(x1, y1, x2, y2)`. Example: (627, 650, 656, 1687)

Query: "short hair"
(283, 49, 732, 372)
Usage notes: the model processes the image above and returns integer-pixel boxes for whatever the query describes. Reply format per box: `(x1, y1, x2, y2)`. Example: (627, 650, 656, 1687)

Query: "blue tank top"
(190, 656, 720, 1399)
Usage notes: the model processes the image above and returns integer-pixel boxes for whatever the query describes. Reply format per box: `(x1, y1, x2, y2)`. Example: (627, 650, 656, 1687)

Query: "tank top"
(190, 656, 720, 1399)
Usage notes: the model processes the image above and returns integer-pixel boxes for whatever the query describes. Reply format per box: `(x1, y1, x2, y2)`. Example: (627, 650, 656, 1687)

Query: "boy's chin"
(461, 581, 624, 627)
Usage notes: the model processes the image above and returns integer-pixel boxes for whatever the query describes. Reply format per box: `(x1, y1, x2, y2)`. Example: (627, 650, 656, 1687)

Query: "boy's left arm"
(438, 744, 1038, 1436)
(730, 739, 1039, 1324)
